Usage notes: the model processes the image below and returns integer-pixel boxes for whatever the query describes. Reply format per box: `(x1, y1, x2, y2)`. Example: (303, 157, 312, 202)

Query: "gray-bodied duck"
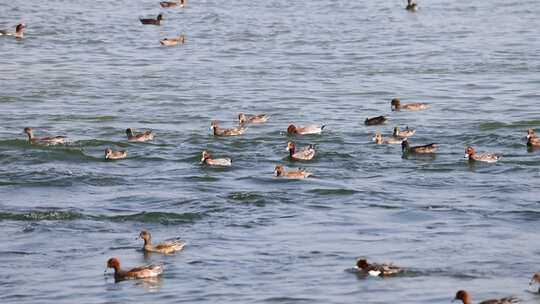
(139, 230, 185, 254)
(106, 257, 163, 281)
(373, 133, 403, 145)
(391, 98, 427, 111)
(287, 124, 325, 135)
(105, 148, 127, 160)
(453, 290, 518, 304)
(464, 146, 500, 163)
(354, 258, 404, 277)
(126, 128, 154, 142)
(24, 127, 66, 144)
(201, 150, 231, 166)
(160, 34, 185, 46)
(160, 0, 185, 8)
(402, 139, 437, 153)
(274, 165, 312, 179)
(211, 120, 246, 137)
(393, 126, 416, 138)
(287, 142, 316, 161)
(0, 23, 25, 39)
(239, 113, 269, 125)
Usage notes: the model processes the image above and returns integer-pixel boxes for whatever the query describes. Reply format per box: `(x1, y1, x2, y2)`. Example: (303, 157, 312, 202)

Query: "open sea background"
(1, 0, 540, 303)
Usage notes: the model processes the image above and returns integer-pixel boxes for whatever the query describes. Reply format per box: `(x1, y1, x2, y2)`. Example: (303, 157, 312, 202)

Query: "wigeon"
(527, 129, 540, 147)
(160, 34, 185, 46)
(406, 0, 418, 11)
(464, 146, 500, 163)
(160, 0, 185, 8)
(452, 290, 518, 304)
(402, 139, 437, 153)
(238, 113, 269, 125)
(23, 127, 66, 144)
(287, 124, 325, 135)
(354, 258, 404, 277)
(391, 98, 427, 111)
(364, 116, 388, 126)
(105, 148, 127, 160)
(200, 150, 232, 166)
(287, 142, 316, 161)
(126, 128, 154, 142)
(529, 272, 540, 293)
(274, 165, 312, 179)
(393, 126, 416, 138)
(211, 120, 246, 136)
(139, 230, 185, 254)
(140, 14, 163, 25)
(372, 133, 403, 145)
(0, 23, 25, 39)
(106, 257, 163, 281)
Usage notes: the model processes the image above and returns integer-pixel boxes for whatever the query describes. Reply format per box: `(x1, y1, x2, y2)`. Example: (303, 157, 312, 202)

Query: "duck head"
(287, 124, 297, 134)
(125, 128, 134, 137)
(530, 272, 540, 285)
(465, 146, 475, 158)
(372, 133, 383, 144)
(527, 128, 536, 139)
(16, 23, 25, 37)
(274, 165, 284, 177)
(286, 142, 296, 155)
(453, 290, 471, 304)
(201, 150, 210, 163)
(391, 98, 401, 110)
(106, 258, 121, 272)
(356, 258, 369, 270)
(157, 14, 163, 21)
(238, 113, 247, 124)
(139, 230, 151, 244)
(393, 127, 400, 136)
(104, 148, 112, 158)
(401, 138, 409, 152)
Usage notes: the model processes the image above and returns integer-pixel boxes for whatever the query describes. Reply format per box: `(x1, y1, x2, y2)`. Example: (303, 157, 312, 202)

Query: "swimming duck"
(527, 129, 540, 147)
(126, 128, 154, 142)
(287, 142, 316, 161)
(106, 257, 163, 281)
(287, 124, 325, 135)
(393, 126, 416, 138)
(452, 290, 518, 304)
(139, 230, 185, 254)
(274, 165, 312, 179)
(391, 98, 427, 111)
(464, 146, 500, 163)
(201, 150, 232, 166)
(160, 34, 185, 46)
(105, 148, 127, 160)
(160, 0, 185, 8)
(23, 127, 66, 144)
(354, 258, 404, 277)
(211, 120, 246, 137)
(402, 139, 437, 153)
(372, 133, 403, 145)
(238, 113, 269, 125)
(406, 0, 418, 11)
(0, 23, 25, 39)
(529, 272, 540, 292)
(140, 14, 163, 25)
(364, 116, 388, 126)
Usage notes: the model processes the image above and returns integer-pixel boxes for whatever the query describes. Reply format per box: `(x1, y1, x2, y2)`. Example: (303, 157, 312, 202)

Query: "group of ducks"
(354, 258, 540, 303)
(139, 0, 187, 46)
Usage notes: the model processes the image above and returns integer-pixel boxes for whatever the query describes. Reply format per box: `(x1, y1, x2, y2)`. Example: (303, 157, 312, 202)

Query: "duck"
(287, 124, 325, 135)
(0, 23, 25, 39)
(160, 34, 185, 46)
(23, 127, 66, 144)
(452, 290, 518, 304)
(402, 139, 437, 153)
(140, 14, 163, 25)
(527, 129, 540, 147)
(200, 150, 232, 166)
(372, 133, 403, 145)
(354, 258, 404, 277)
(106, 257, 163, 282)
(393, 126, 416, 138)
(139, 230, 185, 254)
(529, 272, 540, 292)
(211, 120, 246, 137)
(160, 0, 185, 8)
(126, 128, 154, 142)
(364, 116, 388, 126)
(105, 148, 127, 160)
(274, 165, 312, 179)
(406, 0, 418, 11)
(464, 146, 500, 163)
(238, 113, 269, 125)
(391, 98, 427, 111)
(287, 142, 316, 161)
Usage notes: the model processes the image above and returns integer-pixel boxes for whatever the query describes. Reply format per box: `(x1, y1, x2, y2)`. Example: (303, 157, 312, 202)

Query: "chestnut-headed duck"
(393, 126, 416, 138)
(126, 128, 154, 142)
(464, 147, 500, 163)
(160, 0, 185, 8)
(0, 23, 25, 39)
(372, 133, 402, 145)
(106, 257, 163, 281)
(139, 230, 185, 254)
(354, 258, 404, 277)
(160, 34, 185, 46)
(406, 0, 418, 11)
(201, 150, 232, 166)
(24, 127, 66, 144)
(287, 124, 325, 135)
(529, 272, 540, 292)
(527, 129, 540, 147)
(105, 148, 127, 160)
(140, 14, 163, 25)
(391, 98, 427, 111)
(402, 139, 437, 153)
(211, 120, 246, 137)
(238, 113, 269, 125)
(274, 165, 312, 179)
(287, 142, 316, 161)
(364, 116, 388, 126)
(453, 290, 518, 304)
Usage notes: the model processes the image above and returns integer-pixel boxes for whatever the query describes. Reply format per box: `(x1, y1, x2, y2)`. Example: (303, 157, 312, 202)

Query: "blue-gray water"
(1, 0, 540, 303)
